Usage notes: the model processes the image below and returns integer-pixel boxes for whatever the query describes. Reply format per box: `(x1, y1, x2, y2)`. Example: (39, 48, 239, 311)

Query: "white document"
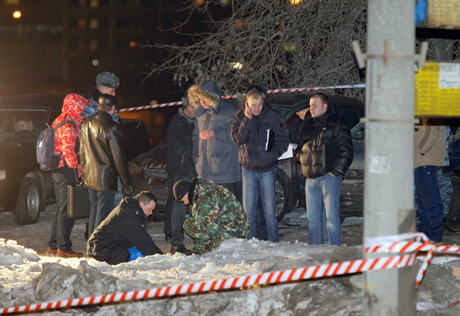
(265, 129, 270, 151)
(278, 143, 296, 160)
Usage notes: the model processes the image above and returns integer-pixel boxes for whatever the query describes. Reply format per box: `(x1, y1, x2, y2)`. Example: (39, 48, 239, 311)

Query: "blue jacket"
(81, 85, 120, 123)
(231, 104, 289, 172)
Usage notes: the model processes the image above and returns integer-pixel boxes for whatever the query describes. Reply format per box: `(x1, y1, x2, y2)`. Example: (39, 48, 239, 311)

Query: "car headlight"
(0, 170, 5, 181)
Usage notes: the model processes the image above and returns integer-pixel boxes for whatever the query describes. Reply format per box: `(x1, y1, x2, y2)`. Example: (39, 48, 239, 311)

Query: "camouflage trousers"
(183, 217, 249, 255)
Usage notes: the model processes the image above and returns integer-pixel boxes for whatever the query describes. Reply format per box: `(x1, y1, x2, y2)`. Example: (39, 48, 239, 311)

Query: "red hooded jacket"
(53, 93, 88, 176)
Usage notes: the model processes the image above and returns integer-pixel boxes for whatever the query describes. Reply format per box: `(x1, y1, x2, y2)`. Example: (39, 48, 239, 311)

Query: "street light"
(290, 0, 302, 5)
(13, 11, 21, 19)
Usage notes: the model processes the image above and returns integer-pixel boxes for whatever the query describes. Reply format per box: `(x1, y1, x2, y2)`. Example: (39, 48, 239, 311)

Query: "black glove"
(122, 184, 134, 197)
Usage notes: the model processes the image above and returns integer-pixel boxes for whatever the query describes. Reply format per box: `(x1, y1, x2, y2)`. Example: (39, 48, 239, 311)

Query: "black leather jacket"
(166, 108, 197, 178)
(296, 109, 353, 178)
(80, 110, 130, 191)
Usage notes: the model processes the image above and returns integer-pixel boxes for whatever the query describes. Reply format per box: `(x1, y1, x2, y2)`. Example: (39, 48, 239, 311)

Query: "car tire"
(275, 174, 289, 222)
(13, 177, 44, 225)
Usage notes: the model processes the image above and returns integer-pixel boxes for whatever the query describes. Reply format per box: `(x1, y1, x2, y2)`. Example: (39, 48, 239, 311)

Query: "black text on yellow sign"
(415, 62, 460, 117)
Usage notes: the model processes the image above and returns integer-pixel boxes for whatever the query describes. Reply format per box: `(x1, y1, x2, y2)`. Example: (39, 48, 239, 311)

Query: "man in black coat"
(296, 93, 353, 246)
(164, 99, 196, 255)
(87, 191, 163, 265)
(231, 85, 289, 242)
(80, 94, 133, 238)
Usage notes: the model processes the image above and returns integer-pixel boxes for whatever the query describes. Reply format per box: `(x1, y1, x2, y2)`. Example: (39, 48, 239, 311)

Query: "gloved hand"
(122, 184, 134, 197)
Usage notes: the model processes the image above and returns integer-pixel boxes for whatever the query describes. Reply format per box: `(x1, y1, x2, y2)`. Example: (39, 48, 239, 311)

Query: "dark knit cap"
(292, 94, 310, 112)
(173, 180, 192, 202)
(96, 71, 120, 89)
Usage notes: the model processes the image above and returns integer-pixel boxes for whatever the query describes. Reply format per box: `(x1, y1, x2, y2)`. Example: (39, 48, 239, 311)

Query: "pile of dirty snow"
(1, 238, 460, 315)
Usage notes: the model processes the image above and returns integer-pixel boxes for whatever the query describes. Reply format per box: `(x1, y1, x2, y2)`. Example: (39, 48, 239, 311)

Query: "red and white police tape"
(1, 232, 458, 314)
(117, 83, 366, 113)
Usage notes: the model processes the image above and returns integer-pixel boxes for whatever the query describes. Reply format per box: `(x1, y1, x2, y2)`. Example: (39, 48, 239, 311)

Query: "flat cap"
(96, 71, 120, 89)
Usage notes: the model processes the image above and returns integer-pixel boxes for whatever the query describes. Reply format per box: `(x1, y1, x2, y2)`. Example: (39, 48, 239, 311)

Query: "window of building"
(4, 0, 20, 5)
(89, 40, 98, 51)
(89, 18, 99, 29)
(89, 0, 99, 8)
(78, 18, 87, 29)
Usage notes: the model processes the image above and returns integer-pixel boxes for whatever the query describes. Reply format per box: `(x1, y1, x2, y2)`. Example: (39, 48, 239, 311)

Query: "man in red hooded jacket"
(46, 93, 87, 258)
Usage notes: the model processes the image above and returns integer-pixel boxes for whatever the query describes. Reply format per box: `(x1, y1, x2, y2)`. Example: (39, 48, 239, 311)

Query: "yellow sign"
(415, 62, 460, 116)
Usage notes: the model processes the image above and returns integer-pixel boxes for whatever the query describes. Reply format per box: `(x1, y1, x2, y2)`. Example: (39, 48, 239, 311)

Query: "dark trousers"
(88, 189, 115, 237)
(168, 173, 192, 247)
(48, 166, 78, 252)
(164, 173, 175, 238)
(445, 172, 460, 230)
(218, 181, 243, 204)
(89, 244, 131, 265)
(415, 165, 444, 242)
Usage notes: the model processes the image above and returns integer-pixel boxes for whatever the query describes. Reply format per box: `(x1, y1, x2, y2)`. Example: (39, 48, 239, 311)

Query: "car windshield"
(0, 108, 48, 142)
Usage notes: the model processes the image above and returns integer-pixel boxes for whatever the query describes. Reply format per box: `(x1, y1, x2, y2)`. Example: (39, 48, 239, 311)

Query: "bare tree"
(144, 0, 460, 101)
(144, 0, 367, 99)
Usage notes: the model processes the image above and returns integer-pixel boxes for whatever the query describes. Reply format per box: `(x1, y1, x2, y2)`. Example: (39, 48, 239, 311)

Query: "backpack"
(36, 120, 76, 171)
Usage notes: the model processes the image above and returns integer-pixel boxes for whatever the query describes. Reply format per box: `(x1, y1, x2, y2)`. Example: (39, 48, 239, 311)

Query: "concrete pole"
(363, 0, 417, 315)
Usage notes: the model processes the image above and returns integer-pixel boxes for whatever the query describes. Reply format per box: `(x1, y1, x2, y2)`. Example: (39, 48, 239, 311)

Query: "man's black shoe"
(171, 244, 193, 256)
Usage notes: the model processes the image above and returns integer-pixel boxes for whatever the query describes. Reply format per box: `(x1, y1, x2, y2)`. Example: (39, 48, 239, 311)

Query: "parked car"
(0, 93, 152, 225)
(129, 93, 365, 222)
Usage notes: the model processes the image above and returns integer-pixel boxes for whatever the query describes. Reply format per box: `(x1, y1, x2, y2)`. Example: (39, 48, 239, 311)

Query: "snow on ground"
(2, 235, 460, 315)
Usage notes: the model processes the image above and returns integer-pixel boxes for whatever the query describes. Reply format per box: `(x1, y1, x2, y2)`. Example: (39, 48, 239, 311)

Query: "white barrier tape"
(117, 83, 366, 113)
(0, 252, 415, 314)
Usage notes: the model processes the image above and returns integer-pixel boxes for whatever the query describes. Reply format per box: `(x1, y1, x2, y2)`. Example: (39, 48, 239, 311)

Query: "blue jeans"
(242, 168, 279, 242)
(414, 166, 444, 242)
(305, 173, 342, 246)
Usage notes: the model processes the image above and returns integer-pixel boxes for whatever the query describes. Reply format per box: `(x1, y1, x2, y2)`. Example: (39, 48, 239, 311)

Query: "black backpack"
(36, 120, 76, 171)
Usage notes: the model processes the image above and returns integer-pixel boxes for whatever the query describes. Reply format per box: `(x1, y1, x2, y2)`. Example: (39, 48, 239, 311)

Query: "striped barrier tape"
(117, 83, 366, 113)
(417, 300, 460, 311)
(1, 252, 415, 314)
(365, 232, 460, 311)
(364, 232, 460, 288)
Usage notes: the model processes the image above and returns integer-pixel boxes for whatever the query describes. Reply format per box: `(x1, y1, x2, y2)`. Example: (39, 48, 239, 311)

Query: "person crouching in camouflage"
(173, 178, 250, 255)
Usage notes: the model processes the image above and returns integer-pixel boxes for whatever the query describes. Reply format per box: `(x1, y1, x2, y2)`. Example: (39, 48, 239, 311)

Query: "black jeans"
(48, 166, 78, 252)
(169, 173, 192, 247)
(88, 189, 115, 238)
(218, 181, 243, 204)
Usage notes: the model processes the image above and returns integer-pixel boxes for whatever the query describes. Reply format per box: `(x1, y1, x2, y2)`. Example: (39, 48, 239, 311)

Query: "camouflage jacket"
(184, 178, 250, 254)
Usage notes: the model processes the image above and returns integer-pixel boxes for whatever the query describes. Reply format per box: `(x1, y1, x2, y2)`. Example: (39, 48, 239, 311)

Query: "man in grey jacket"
(187, 80, 242, 202)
